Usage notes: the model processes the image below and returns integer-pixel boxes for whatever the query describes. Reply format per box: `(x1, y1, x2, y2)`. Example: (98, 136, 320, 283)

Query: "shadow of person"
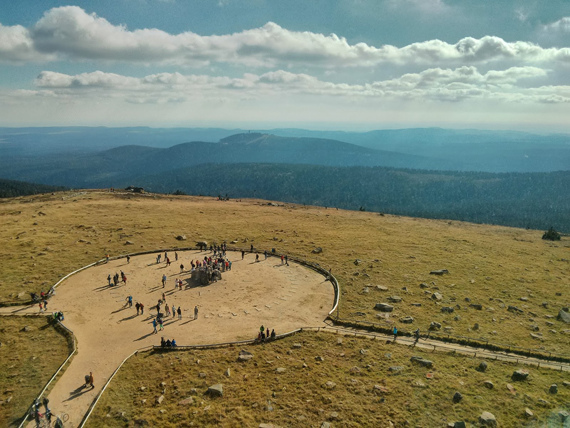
(134, 331, 156, 342)
(65, 384, 91, 401)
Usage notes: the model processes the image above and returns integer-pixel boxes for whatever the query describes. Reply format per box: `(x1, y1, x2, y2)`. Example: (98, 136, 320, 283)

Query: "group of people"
(257, 325, 276, 342)
(160, 336, 177, 348)
(107, 271, 126, 287)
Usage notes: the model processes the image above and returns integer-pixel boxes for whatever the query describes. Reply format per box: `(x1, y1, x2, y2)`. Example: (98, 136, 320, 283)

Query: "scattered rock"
(207, 384, 223, 397)
(156, 395, 164, 405)
(537, 398, 551, 407)
(410, 356, 433, 368)
(238, 350, 253, 362)
(374, 303, 394, 312)
(323, 381, 336, 390)
(469, 303, 483, 310)
(178, 397, 194, 406)
(320, 423, 331, 428)
(412, 380, 427, 388)
(388, 366, 404, 373)
(511, 370, 529, 381)
(125, 241, 134, 245)
(431, 292, 443, 301)
(275, 367, 286, 374)
(224, 368, 231, 377)
(476, 362, 488, 372)
(312, 247, 322, 254)
(373, 384, 390, 394)
(400, 316, 414, 324)
(292, 343, 303, 349)
(524, 408, 534, 419)
(506, 384, 516, 395)
(483, 380, 494, 389)
(175, 235, 187, 241)
(21, 326, 32, 332)
(558, 309, 570, 323)
(559, 411, 569, 422)
(508, 306, 524, 314)
(452, 422, 466, 428)
(315, 356, 324, 362)
(441, 306, 454, 313)
(419, 283, 429, 289)
(479, 411, 497, 427)
(549, 384, 558, 394)
(430, 269, 449, 275)
(452, 392, 463, 403)
(354, 259, 362, 265)
(429, 322, 442, 331)
(388, 295, 402, 303)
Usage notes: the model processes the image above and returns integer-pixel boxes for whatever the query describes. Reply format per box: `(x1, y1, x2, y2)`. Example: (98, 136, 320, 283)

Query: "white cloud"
(29, 66, 566, 105)
(1, 6, 569, 67)
(0, 23, 53, 63)
(542, 17, 570, 34)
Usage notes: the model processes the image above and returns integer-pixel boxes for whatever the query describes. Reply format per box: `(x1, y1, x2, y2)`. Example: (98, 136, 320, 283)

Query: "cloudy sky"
(1, 0, 569, 131)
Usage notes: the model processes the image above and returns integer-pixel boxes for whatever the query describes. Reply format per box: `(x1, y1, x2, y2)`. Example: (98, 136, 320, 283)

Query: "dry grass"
(0, 316, 70, 427)
(87, 330, 569, 428)
(0, 190, 568, 355)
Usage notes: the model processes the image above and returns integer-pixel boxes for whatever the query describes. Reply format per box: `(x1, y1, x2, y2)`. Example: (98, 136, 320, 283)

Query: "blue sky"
(1, 0, 569, 131)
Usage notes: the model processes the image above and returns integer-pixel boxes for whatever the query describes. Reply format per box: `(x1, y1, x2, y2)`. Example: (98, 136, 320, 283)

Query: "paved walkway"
(315, 324, 570, 372)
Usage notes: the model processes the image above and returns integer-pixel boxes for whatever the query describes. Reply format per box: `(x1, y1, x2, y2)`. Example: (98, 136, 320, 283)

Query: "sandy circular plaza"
(19, 249, 334, 426)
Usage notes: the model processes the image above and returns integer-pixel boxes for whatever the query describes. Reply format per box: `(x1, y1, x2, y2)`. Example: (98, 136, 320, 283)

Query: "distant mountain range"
(0, 127, 568, 232)
(0, 126, 569, 173)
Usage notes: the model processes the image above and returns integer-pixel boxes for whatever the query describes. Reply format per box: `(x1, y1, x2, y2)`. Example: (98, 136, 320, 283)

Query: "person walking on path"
(159, 318, 164, 331)
(152, 319, 157, 334)
(241, 250, 245, 260)
(136, 302, 140, 315)
(127, 255, 130, 264)
(175, 252, 178, 261)
(393, 326, 398, 341)
(172, 305, 176, 318)
(140, 302, 144, 315)
(107, 274, 112, 286)
(85, 372, 94, 389)
(194, 305, 199, 320)
(180, 264, 184, 273)
(166, 257, 171, 266)
(165, 303, 171, 317)
(285, 255, 288, 266)
(162, 274, 167, 288)
(177, 306, 182, 319)
(157, 254, 161, 264)
(281, 255, 284, 264)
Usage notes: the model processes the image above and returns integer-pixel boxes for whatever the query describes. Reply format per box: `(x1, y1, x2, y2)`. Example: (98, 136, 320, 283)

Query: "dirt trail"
(2, 250, 333, 427)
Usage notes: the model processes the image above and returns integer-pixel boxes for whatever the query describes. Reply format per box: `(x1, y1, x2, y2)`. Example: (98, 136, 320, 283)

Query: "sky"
(1, 0, 569, 131)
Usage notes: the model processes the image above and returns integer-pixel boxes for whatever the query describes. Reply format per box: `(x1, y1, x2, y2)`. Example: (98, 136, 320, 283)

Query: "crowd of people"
(257, 324, 276, 342)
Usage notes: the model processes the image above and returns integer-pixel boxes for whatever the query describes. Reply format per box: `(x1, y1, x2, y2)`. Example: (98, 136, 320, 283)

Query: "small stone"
(524, 408, 534, 419)
(292, 343, 302, 349)
(373, 384, 390, 394)
(275, 367, 286, 374)
(388, 366, 404, 373)
(207, 384, 223, 397)
(323, 381, 336, 390)
(238, 350, 253, 362)
(429, 322, 442, 331)
(156, 395, 164, 405)
(559, 410, 569, 421)
(477, 362, 488, 372)
(431, 292, 443, 301)
(483, 380, 494, 389)
(388, 295, 402, 303)
(549, 384, 558, 394)
(374, 303, 393, 312)
(511, 370, 529, 381)
(329, 412, 339, 420)
(441, 306, 454, 313)
(400, 316, 414, 324)
(315, 356, 324, 362)
(376, 285, 388, 291)
(178, 397, 194, 406)
(452, 392, 463, 403)
(410, 356, 433, 368)
(479, 411, 497, 427)
(224, 368, 231, 377)
(506, 384, 516, 395)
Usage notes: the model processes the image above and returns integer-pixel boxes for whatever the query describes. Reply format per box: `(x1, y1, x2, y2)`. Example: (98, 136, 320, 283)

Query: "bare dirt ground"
(2, 250, 333, 427)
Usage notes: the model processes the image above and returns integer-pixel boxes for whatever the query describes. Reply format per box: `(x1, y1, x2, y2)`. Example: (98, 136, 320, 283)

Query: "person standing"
(177, 306, 182, 320)
(194, 305, 199, 320)
(393, 326, 398, 341)
(126, 255, 130, 264)
(152, 319, 157, 334)
(162, 274, 167, 288)
(140, 302, 144, 315)
(87, 372, 94, 389)
(285, 255, 288, 266)
(107, 274, 112, 286)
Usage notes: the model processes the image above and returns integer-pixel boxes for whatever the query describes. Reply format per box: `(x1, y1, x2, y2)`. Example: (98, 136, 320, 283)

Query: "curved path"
(1, 250, 333, 427)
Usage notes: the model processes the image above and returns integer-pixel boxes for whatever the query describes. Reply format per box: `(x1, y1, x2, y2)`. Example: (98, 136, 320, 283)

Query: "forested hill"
(0, 178, 67, 198)
(132, 163, 570, 233)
